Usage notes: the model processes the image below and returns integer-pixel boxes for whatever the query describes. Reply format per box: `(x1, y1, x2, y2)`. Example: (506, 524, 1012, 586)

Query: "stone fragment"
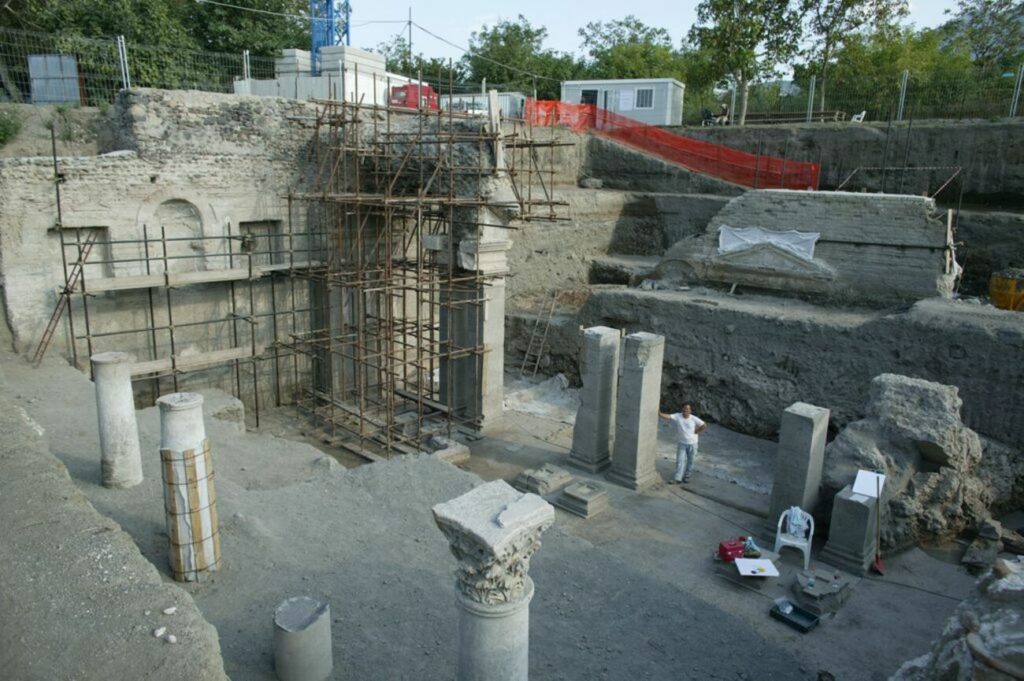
(512, 464, 573, 496)
(553, 482, 609, 519)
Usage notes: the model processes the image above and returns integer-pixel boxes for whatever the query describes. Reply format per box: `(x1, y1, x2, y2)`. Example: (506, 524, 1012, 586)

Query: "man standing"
(659, 402, 707, 484)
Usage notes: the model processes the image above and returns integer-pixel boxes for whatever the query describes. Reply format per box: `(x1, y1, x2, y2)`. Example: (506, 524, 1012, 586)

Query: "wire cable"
(411, 20, 559, 83)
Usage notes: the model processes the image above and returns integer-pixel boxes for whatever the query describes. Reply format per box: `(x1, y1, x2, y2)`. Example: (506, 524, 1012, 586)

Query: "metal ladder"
(519, 290, 559, 378)
(32, 231, 97, 367)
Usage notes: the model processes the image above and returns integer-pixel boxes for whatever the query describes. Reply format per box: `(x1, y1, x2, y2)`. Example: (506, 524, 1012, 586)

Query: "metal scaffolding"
(49, 72, 566, 463)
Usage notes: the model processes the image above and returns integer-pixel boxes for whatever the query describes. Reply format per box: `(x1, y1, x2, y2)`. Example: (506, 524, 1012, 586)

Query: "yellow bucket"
(990, 270, 1024, 311)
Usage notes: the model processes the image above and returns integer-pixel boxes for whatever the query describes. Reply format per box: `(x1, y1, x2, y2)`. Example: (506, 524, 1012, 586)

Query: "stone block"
(767, 402, 829, 529)
(821, 485, 878, 576)
(792, 567, 859, 615)
(569, 326, 620, 473)
(552, 482, 609, 519)
(606, 332, 664, 491)
(512, 464, 573, 496)
(273, 596, 332, 681)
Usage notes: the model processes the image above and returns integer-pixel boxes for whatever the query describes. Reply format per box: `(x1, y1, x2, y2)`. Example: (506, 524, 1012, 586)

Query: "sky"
(346, 0, 961, 62)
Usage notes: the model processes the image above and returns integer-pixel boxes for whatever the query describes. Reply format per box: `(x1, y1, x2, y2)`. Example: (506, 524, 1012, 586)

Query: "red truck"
(389, 83, 439, 110)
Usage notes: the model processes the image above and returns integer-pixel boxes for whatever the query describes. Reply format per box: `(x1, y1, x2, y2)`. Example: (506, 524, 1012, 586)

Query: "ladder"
(32, 231, 98, 367)
(519, 290, 559, 378)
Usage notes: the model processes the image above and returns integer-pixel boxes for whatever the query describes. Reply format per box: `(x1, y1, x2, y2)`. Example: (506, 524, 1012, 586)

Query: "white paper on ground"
(852, 470, 886, 498)
(718, 226, 820, 261)
(734, 558, 780, 577)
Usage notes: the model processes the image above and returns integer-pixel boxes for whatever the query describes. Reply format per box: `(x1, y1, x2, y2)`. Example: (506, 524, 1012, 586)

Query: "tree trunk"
(738, 76, 750, 126)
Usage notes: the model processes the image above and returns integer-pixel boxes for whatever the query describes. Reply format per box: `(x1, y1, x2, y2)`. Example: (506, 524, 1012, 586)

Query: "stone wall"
(0, 89, 320, 409)
(658, 190, 955, 303)
(666, 120, 1024, 203)
(580, 288, 1024, 449)
(956, 209, 1024, 296)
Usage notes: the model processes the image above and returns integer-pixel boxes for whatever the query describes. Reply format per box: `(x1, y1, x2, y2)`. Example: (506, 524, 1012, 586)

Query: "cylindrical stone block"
(273, 597, 333, 681)
(91, 352, 143, 488)
(456, 578, 534, 681)
(157, 393, 220, 581)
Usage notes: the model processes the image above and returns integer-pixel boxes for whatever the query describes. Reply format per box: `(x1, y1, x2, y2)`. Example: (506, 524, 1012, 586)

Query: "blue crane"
(310, 1, 351, 74)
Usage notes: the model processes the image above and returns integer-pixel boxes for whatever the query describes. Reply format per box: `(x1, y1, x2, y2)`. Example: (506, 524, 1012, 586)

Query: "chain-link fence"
(0, 26, 275, 105)
(685, 65, 1024, 125)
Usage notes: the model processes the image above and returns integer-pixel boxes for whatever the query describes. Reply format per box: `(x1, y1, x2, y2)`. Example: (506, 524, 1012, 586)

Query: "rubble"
(823, 374, 1023, 550)
(890, 558, 1024, 680)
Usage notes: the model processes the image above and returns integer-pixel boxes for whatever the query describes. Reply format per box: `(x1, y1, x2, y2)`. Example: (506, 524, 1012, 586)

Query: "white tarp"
(718, 226, 820, 261)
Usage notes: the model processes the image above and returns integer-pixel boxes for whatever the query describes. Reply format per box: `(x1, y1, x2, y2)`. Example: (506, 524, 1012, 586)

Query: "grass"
(0, 105, 22, 147)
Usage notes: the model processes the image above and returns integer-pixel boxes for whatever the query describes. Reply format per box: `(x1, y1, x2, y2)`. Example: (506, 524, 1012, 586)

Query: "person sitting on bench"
(714, 103, 730, 126)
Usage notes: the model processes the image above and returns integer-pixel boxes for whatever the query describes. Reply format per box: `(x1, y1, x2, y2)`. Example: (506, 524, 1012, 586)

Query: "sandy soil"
(0, 103, 103, 158)
(2, 349, 978, 680)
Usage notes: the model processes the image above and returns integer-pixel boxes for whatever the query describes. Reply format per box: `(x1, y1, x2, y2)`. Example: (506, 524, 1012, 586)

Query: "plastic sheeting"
(718, 226, 820, 261)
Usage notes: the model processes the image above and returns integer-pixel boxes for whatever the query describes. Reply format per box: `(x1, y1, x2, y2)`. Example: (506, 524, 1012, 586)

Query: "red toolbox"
(718, 538, 745, 562)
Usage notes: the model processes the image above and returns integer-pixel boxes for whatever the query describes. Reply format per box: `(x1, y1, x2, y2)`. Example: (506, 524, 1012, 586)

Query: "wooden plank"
(82, 260, 323, 294)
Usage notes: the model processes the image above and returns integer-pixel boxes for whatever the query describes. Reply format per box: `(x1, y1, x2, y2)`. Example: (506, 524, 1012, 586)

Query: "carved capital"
(433, 480, 554, 606)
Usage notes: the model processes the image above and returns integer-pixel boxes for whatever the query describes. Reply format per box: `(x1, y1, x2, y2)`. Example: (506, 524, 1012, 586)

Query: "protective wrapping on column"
(160, 439, 221, 581)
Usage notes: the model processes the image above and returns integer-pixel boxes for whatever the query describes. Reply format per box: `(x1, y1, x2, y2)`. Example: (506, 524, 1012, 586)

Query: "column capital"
(433, 480, 554, 606)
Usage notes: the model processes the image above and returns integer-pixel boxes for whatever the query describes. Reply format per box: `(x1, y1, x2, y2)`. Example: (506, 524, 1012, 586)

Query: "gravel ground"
(3, 352, 977, 680)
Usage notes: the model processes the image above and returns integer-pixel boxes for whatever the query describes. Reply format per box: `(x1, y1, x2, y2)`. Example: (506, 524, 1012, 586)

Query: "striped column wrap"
(160, 439, 221, 582)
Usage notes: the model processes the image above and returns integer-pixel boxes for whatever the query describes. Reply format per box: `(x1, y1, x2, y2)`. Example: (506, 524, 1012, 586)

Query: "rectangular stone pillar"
(606, 332, 664, 491)
(568, 326, 620, 473)
(821, 484, 878, 576)
(767, 402, 830, 528)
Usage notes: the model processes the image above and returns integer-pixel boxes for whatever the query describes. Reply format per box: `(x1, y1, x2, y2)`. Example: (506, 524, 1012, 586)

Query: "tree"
(804, 0, 908, 109)
(183, 0, 309, 57)
(373, 35, 466, 89)
(942, 0, 1024, 72)
(688, 0, 807, 124)
(578, 16, 683, 79)
(462, 16, 581, 99)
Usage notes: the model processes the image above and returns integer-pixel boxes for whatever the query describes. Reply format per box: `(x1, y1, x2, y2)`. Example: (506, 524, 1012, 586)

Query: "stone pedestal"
(606, 333, 664, 491)
(767, 402, 830, 529)
(433, 480, 554, 681)
(91, 352, 143, 488)
(273, 596, 333, 681)
(821, 484, 878, 576)
(157, 393, 221, 582)
(568, 326, 620, 473)
(553, 482, 609, 519)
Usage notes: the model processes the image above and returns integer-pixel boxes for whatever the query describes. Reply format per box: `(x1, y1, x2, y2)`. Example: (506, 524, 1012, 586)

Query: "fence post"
(116, 35, 131, 90)
(243, 49, 251, 81)
(1011, 63, 1024, 118)
(806, 75, 816, 123)
(729, 84, 737, 125)
(896, 69, 909, 122)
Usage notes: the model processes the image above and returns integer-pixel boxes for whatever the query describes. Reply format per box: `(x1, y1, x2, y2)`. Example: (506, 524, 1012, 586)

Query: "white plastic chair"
(774, 507, 814, 570)
(851, 110, 866, 123)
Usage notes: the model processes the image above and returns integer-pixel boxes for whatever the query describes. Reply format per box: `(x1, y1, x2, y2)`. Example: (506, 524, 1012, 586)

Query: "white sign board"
(852, 470, 886, 498)
(618, 90, 634, 111)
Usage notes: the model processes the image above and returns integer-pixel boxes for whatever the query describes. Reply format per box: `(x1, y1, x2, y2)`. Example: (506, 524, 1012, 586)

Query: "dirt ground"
(2, 350, 978, 680)
(0, 103, 103, 158)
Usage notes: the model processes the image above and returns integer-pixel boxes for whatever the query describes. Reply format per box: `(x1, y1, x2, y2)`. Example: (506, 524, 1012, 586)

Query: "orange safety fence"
(525, 100, 820, 191)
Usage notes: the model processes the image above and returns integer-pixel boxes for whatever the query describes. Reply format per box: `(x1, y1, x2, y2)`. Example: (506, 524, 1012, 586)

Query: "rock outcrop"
(890, 558, 1024, 680)
(823, 374, 1023, 550)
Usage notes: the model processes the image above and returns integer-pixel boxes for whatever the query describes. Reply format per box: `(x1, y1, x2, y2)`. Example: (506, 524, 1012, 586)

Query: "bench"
(743, 110, 848, 124)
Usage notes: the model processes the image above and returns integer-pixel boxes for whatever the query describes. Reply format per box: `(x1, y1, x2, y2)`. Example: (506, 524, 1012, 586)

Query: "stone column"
(821, 484, 878, 575)
(569, 326, 620, 472)
(273, 596, 333, 681)
(606, 332, 665, 491)
(767, 402, 830, 529)
(157, 393, 221, 582)
(433, 480, 554, 681)
(91, 351, 143, 489)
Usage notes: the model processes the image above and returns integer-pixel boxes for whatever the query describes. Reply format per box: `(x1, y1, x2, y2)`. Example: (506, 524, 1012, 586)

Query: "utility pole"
(408, 7, 413, 68)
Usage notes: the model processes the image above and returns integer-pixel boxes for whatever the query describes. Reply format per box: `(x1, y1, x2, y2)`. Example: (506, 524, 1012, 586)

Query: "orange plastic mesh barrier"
(525, 100, 820, 191)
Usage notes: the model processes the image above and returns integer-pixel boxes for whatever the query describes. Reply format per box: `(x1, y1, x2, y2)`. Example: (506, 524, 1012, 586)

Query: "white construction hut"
(560, 78, 685, 126)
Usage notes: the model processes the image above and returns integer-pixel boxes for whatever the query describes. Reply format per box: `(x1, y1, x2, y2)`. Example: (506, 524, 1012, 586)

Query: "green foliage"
(941, 0, 1024, 72)
(373, 35, 467, 87)
(183, 0, 309, 57)
(0, 105, 22, 146)
(578, 16, 682, 80)
(461, 16, 582, 99)
(688, 0, 807, 122)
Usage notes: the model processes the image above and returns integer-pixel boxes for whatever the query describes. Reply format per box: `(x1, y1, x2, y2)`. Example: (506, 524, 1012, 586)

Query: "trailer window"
(635, 88, 654, 109)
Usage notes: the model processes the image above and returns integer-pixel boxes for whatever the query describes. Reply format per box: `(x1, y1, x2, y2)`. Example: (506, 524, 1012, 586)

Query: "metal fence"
(685, 65, 1024, 125)
(0, 27, 275, 105)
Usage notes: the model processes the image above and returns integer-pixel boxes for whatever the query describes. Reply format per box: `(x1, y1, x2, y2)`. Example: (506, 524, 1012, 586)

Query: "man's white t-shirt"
(671, 413, 705, 445)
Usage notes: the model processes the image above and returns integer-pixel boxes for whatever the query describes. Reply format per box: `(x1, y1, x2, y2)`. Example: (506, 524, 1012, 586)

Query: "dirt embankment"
(0, 103, 105, 158)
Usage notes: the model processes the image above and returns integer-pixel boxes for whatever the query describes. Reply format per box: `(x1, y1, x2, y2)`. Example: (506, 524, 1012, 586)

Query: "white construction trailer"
(560, 78, 685, 126)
